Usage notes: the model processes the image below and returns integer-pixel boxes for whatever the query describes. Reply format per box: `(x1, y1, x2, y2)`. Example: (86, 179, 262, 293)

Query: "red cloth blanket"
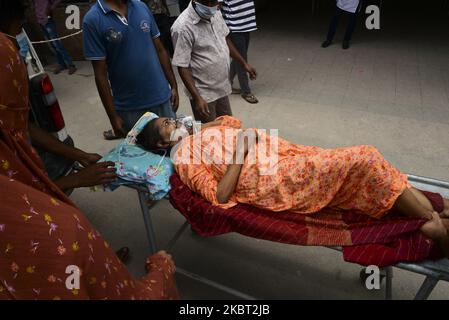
(169, 174, 444, 267)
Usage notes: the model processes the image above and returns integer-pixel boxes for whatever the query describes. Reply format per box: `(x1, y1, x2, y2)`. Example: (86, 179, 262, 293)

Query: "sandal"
(242, 93, 259, 104)
(103, 129, 124, 140)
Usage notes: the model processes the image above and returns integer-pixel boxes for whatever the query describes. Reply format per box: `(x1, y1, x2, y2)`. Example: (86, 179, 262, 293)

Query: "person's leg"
(229, 32, 251, 96)
(342, 11, 358, 49)
(43, 18, 76, 73)
(190, 99, 217, 123)
(230, 60, 237, 90)
(41, 22, 66, 71)
(117, 109, 148, 133)
(409, 187, 434, 212)
(443, 198, 449, 218)
(228, 33, 240, 93)
(394, 188, 449, 256)
(153, 99, 176, 119)
(214, 96, 232, 117)
(398, 187, 449, 223)
(323, 6, 343, 46)
(394, 188, 435, 220)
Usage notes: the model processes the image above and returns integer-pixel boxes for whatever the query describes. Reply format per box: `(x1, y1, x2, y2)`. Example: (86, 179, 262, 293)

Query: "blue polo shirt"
(83, 0, 171, 111)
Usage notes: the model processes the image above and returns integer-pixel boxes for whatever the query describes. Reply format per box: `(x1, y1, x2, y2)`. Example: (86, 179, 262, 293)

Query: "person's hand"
(194, 96, 210, 119)
(71, 161, 117, 188)
(78, 152, 102, 168)
(236, 129, 258, 156)
(156, 250, 176, 272)
(202, 118, 224, 129)
(244, 63, 257, 80)
(146, 250, 176, 274)
(110, 115, 126, 138)
(171, 88, 179, 113)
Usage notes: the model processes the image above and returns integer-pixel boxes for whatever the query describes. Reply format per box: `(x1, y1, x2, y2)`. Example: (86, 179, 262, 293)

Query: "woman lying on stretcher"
(136, 115, 449, 257)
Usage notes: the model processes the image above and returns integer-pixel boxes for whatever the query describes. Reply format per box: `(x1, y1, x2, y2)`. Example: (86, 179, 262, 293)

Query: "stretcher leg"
(385, 267, 393, 300)
(414, 277, 439, 300)
(167, 221, 257, 300)
(138, 190, 158, 255)
(167, 221, 190, 253)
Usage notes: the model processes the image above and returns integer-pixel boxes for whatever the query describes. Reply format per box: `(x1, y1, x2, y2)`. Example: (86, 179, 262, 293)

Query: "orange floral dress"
(173, 116, 409, 219)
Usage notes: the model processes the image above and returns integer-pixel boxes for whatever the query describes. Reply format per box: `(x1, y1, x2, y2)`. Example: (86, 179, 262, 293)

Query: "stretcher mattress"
(169, 174, 444, 267)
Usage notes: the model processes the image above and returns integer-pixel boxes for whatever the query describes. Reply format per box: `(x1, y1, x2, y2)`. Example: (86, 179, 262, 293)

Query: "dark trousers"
(229, 32, 251, 95)
(190, 96, 232, 123)
(326, 6, 358, 42)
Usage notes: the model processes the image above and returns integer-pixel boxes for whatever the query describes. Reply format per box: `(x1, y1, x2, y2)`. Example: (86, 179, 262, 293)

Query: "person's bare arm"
(91, 60, 125, 137)
(54, 162, 117, 191)
(216, 163, 244, 204)
(178, 66, 210, 118)
(226, 37, 257, 80)
(216, 130, 253, 203)
(153, 37, 179, 112)
(29, 123, 101, 167)
(201, 120, 224, 129)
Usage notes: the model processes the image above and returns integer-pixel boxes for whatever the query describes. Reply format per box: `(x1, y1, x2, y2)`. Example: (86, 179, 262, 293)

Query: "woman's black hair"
(0, 0, 28, 33)
(136, 118, 164, 152)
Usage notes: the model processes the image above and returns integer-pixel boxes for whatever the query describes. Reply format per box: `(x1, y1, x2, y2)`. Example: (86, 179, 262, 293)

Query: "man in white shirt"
(322, 0, 360, 49)
(171, 0, 257, 123)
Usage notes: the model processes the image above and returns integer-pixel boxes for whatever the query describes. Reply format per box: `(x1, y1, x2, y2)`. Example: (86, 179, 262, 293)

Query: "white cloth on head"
(126, 112, 159, 145)
(337, 0, 360, 13)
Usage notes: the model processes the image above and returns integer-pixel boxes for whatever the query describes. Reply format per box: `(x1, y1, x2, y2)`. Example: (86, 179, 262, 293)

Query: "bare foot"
(421, 212, 447, 240)
(440, 198, 449, 218)
(421, 212, 449, 258)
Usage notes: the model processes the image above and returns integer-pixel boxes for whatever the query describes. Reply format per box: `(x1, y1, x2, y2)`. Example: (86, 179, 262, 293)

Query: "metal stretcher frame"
(130, 174, 449, 300)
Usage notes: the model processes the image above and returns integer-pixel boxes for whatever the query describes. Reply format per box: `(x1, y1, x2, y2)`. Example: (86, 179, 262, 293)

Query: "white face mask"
(194, 1, 218, 20)
(170, 125, 190, 143)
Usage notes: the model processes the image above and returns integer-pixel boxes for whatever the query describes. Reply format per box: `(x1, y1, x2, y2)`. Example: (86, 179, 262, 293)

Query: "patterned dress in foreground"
(0, 33, 178, 299)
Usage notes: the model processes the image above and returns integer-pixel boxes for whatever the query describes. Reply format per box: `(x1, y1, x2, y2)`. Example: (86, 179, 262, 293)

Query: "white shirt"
(171, 2, 231, 103)
(337, 0, 360, 13)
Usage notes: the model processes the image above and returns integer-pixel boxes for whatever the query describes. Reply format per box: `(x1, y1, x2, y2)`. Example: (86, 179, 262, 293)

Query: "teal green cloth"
(100, 112, 174, 200)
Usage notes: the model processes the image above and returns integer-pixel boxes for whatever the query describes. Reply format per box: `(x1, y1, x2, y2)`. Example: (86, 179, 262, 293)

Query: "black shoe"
(342, 41, 350, 49)
(321, 40, 332, 48)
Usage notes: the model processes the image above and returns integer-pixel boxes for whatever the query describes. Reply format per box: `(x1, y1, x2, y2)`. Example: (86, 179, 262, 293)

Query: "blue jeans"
(41, 18, 74, 68)
(117, 99, 176, 133)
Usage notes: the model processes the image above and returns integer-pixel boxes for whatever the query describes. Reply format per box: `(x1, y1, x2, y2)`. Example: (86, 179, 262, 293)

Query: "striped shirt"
(219, 0, 257, 33)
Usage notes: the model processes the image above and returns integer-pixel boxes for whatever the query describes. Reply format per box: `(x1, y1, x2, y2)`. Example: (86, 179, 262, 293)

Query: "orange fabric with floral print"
(174, 116, 409, 218)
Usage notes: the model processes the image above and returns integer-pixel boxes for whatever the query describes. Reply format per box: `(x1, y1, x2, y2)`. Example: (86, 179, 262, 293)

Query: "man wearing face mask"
(171, 0, 257, 123)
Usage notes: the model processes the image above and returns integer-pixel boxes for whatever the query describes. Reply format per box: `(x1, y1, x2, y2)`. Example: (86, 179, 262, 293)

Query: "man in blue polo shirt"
(83, 0, 179, 139)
